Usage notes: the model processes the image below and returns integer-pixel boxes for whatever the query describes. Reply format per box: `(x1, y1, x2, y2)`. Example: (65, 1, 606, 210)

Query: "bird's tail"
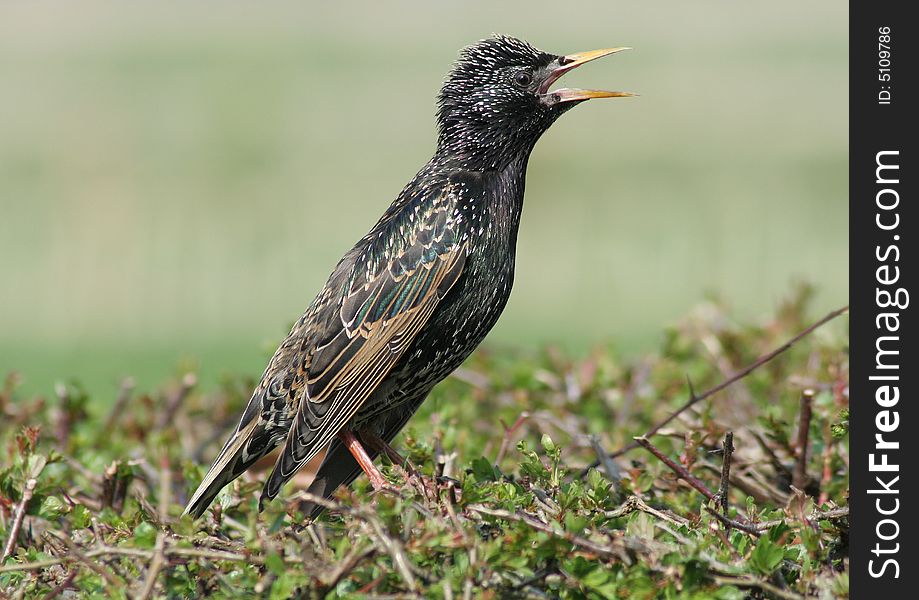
(297, 437, 366, 518)
(183, 418, 261, 518)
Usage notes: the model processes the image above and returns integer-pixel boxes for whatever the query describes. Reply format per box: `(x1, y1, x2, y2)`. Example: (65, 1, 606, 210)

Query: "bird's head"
(436, 35, 633, 169)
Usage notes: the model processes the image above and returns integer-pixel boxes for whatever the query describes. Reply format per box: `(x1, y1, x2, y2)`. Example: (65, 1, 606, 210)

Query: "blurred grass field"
(0, 1, 847, 398)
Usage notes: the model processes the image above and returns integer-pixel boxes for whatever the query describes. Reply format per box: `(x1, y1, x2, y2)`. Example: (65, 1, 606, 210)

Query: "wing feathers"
(185, 181, 474, 517)
(261, 235, 466, 503)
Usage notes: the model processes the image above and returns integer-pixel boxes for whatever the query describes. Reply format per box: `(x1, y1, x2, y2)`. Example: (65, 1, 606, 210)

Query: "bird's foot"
(365, 468, 392, 492)
(407, 472, 462, 505)
(356, 429, 462, 505)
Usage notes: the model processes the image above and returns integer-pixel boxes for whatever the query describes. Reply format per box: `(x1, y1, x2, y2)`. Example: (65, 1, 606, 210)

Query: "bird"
(184, 35, 633, 519)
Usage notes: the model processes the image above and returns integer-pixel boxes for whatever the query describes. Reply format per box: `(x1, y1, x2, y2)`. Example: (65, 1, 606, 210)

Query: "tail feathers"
(184, 467, 235, 519)
(184, 419, 262, 518)
(293, 408, 420, 518)
(259, 443, 309, 510)
(297, 438, 366, 519)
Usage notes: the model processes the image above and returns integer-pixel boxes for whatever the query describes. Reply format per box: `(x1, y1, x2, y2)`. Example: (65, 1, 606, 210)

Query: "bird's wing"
(300, 396, 424, 518)
(260, 183, 467, 503)
(183, 326, 307, 517)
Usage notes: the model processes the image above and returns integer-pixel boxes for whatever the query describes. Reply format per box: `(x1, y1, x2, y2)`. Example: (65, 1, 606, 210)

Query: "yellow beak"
(541, 47, 635, 103)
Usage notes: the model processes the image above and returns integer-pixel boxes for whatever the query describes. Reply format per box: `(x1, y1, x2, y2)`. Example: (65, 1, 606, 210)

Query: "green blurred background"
(0, 1, 847, 398)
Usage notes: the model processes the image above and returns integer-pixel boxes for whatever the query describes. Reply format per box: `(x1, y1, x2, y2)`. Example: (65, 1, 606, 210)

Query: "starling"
(184, 35, 632, 518)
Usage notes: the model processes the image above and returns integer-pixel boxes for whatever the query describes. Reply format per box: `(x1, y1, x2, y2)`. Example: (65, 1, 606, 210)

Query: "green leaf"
(38, 495, 69, 519)
(71, 504, 92, 529)
(749, 536, 784, 575)
(470, 457, 498, 482)
(264, 551, 286, 576)
(713, 585, 745, 600)
(133, 521, 158, 549)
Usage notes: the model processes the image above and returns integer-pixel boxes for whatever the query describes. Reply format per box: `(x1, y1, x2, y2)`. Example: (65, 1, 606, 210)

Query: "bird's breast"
(353, 162, 528, 423)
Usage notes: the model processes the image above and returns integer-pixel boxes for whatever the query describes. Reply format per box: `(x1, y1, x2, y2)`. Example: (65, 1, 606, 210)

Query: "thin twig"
(321, 543, 375, 591)
(588, 435, 621, 484)
(818, 421, 835, 506)
(1, 477, 39, 562)
(467, 504, 668, 560)
(365, 517, 418, 591)
(138, 533, 166, 600)
(754, 506, 849, 531)
(751, 432, 794, 481)
(704, 506, 760, 537)
(53, 383, 72, 451)
(0, 541, 313, 575)
(103, 377, 135, 433)
(495, 413, 530, 466)
(138, 453, 171, 599)
(0, 458, 47, 563)
(633, 436, 717, 502)
(580, 306, 848, 476)
(46, 530, 124, 590)
(449, 367, 491, 390)
(290, 490, 420, 590)
(39, 569, 77, 600)
(604, 495, 690, 528)
(100, 461, 133, 513)
(712, 574, 804, 600)
(716, 432, 734, 515)
(793, 389, 814, 491)
(156, 373, 197, 430)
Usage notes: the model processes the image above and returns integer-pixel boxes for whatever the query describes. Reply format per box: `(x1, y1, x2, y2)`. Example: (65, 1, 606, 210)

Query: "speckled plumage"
(185, 35, 629, 518)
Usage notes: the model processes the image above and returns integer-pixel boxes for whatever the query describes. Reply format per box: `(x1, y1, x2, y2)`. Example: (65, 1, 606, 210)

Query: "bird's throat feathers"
(435, 35, 566, 171)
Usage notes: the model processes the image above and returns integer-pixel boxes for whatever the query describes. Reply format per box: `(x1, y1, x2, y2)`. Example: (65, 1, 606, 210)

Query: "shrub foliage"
(1, 291, 849, 598)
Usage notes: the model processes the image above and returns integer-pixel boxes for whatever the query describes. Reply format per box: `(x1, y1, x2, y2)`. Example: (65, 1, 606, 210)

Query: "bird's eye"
(513, 71, 533, 88)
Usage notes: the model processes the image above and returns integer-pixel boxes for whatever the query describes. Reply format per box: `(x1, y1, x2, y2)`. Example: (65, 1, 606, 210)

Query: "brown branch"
(466, 504, 668, 560)
(100, 461, 133, 513)
(364, 516, 418, 592)
(1, 476, 38, 562)
(793, 389, 814, 491)
(704, 506, 760, 537)
(604, 495, 690, 528)
(754, 506, 849, 531)
(0, 557, 64, 574)
(320, 544, 376, 591)
(579, 306, 848, 476)
(138, 453, 171, 599)
(39, 569, 78, 600)
(155, 372, 197, 430)
(138, 533, 166, 600)
(818, 421, 835, 506)
(588, 434, 621, 483)
(633, 436, 717, 502)
(2, 455, 47, 563)
(715, 432, 734, 515)
(103, 377, 135, 433)
(713, 574, 805, 600)
(46, 530, 125, 590)
(0, 539, 314, 575)
(495, 412, 530, 466)
(751, 432, 794, 481)
(707, 505, 850, 539)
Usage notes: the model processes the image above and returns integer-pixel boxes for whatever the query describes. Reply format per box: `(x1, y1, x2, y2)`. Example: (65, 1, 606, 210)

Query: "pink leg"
(337, 429, 388, 491)
(359, 429, 410, 468)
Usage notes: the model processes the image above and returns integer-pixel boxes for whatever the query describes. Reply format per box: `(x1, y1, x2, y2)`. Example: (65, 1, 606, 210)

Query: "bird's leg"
(358, 430, 412, 470)
(359, 430, 460, 503)
(358, 430, 435, 501)
(336, 429, 389, 491)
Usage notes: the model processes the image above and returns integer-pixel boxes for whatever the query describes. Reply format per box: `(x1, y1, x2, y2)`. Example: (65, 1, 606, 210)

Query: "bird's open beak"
(540, 47, 635, 104)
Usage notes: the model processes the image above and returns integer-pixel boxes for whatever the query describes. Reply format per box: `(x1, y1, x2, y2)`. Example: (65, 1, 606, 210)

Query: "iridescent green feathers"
(184, 180, 469, 517)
